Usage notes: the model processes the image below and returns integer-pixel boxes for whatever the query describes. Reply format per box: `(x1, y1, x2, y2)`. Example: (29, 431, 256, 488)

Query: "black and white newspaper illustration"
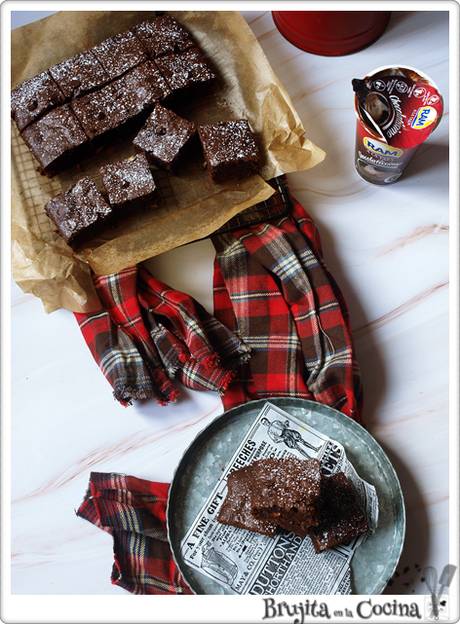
(180, 402, 379, 595)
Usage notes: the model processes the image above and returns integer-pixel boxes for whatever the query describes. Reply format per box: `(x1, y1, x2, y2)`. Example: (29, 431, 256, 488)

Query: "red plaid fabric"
(76, 196, 363, 596)
(75, 265, 250, 407)
(137, 266, 250, 393)
(212, 199, 363, 423)
(76, 472, 192, 594)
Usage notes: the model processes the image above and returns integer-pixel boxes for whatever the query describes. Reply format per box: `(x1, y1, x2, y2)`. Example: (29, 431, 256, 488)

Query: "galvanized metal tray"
(167, 398, 405, 595)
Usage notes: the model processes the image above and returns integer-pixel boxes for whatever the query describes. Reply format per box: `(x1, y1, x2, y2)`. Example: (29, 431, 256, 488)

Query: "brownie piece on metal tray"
(308, 472, 369, 553)
(131, 15, 195, 58)
(20, 104, 89, 177)
(133, 102, 197, 174)
(44, 176, 113, 249)
(217, 465, 278, 538)
(49, 50, 110, 100)
(91, 29, 148, 80)
(197, 119, 263, 184)
(155, 47, 217, 103)
(250, 457, 323, 537)
(11, 70, 66, 132)
(99, 152, 160, 214)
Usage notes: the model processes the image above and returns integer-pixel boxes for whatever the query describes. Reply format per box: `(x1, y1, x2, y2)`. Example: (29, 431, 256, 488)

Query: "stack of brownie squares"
(217, 457, 369, 553)
(11, 15, 217, 177)
(12, 14, 264, 251)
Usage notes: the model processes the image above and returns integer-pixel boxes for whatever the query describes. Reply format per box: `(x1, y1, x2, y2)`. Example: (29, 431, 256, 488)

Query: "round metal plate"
(167, 398, 405, 595)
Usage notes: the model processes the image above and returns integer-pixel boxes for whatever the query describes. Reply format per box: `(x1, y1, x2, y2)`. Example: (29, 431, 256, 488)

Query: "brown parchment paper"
(11, 11, 326, 313)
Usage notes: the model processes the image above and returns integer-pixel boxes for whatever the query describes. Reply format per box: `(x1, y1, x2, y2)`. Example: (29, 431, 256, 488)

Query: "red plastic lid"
(272, 11, 391, 56)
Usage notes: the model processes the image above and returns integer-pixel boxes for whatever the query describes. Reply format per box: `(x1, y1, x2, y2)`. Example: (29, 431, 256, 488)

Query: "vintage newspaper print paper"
(180, 402, 378, 595)
(11, 11, 326, 313)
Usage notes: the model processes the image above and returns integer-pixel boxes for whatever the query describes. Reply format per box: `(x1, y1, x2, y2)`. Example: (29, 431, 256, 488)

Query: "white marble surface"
(4, 5, 458, 621)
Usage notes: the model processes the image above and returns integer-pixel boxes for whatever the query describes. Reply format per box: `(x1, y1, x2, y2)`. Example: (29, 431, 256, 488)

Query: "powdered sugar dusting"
(100, 152, 157, 206)
(199, 120, 260, 167)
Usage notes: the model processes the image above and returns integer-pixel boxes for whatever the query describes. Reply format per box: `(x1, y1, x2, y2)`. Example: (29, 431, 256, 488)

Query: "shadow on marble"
(298, 218, 389, 428)
(377, 441, 430, 594)
(373, 10, 406, 43)
(380, 11, 449, 45)
(401, 143, 449, 184)
(352, 337, 387, 431)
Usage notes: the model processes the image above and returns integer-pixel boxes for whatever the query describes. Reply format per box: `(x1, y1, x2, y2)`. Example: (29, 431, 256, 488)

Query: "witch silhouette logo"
(260, 417, 322, 456)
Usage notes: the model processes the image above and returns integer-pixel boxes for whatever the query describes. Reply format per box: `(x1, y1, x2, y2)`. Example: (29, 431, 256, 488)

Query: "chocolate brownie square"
(111, 61, 172, 123)
(99, 152, 160, 214)
(91, 29, 148, 80)
(250, 458, 323, 537)
(133, 103, 197, 174)
(44, 176, 113, 249)
(197, 119, 263, 184)
(20, 104, 89, 177)
(11, 70, 66, 132)
(308, 472, 369, 553)
(217, 466, 278, 537)
(49, 50, 110, 100)
(155, 47, 217, 102)
(131, 15, 195, 58)
(70, 82, 131, 141)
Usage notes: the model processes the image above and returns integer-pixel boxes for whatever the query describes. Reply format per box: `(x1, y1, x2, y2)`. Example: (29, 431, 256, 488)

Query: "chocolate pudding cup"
(353, 65, 443, 185)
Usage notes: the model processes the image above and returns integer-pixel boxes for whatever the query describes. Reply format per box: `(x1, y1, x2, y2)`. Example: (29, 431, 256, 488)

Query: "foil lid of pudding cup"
(353, 66, 443, 149)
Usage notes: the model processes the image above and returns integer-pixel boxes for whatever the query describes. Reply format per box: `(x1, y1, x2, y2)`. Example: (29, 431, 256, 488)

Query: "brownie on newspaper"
(249, 457, 323, 538)
(308, 471, 369, 553)
(217, 466, 277, 538)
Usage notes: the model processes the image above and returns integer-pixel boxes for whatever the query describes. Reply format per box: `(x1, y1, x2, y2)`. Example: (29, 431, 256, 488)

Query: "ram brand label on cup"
(410, 106, 437, 129)
(363, 137, 403, 158)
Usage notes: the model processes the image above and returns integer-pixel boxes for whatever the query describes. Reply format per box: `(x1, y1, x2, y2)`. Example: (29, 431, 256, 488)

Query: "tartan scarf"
(74, 264, 250, 406)
(212, 199, 363, 424)
(76, 195, 363, 596)
(76, 472, 192, 594)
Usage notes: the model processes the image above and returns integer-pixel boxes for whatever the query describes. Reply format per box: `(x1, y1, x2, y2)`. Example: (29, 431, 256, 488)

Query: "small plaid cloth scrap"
(76, 472, 192, 595)
(212, 198, 363, 423)
(74, 265, 251, 407)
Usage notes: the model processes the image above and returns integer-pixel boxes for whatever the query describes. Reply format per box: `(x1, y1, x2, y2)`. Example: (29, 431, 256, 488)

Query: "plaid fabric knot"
(212, 199, 363, 423)
(75, 265, 251, 407)
(76, 472, 192, 595)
